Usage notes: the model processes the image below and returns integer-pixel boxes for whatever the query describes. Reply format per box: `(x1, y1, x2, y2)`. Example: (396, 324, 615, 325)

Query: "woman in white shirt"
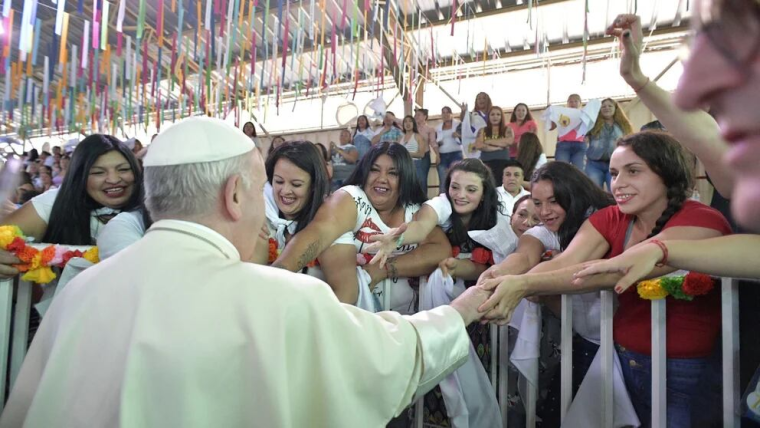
(400, 115, 429, 196)
(436, 106, 463, 193)
(0, 135, 143, 277)
(271, 143, 451, 313)
(352, 115, 375, 160)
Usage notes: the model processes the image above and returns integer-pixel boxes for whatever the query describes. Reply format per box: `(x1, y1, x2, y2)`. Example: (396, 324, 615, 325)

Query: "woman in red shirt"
(507, 103, 538, 159)
(479, 131, 732, 427)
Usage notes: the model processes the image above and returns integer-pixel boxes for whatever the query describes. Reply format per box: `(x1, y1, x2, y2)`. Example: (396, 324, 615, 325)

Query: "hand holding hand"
(477, 275, 528, 326)
(365, 223, 408, 268)
(573, 242, 662, 294)
(476, 264, 502, 285)
(450, 285, 492, 326)
(0, 249, 21, 279)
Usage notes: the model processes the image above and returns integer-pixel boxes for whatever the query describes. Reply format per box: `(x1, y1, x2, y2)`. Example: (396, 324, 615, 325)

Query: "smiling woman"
(1, 135, 142, 264)
(272, 143, 451, 310)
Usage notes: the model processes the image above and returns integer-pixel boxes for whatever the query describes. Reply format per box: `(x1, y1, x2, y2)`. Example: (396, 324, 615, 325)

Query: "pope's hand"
(365, 223, 408, 268)
(477, 275, 528, 326)
(450, 285, 491, 326)
(573, 242, 662, 294)
(0, 249, 20, 279)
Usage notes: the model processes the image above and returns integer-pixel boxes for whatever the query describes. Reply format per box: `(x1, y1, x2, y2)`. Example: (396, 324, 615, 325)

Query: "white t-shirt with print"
(340, 185, 421, 314)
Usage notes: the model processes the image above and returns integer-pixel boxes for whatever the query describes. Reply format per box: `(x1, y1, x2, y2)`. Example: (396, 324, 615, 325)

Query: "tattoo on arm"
(296, 240, 322, 271)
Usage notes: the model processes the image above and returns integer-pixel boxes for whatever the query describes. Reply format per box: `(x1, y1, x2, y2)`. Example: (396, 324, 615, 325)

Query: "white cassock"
(0, 220, 470, 428)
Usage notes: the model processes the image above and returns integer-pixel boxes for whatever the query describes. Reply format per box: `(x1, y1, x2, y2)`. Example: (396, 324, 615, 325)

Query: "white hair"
(145, 152, 253, 220)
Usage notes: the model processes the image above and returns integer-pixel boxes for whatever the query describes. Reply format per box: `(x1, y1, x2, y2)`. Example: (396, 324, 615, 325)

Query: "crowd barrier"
(0, 274, 743, 426)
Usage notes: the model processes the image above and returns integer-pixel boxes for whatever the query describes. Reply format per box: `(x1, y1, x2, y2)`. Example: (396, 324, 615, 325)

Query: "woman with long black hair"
(0, 135, 142, 276)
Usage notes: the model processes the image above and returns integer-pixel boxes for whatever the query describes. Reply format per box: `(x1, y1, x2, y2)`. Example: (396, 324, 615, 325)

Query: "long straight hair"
(531, 162, 614, 250)
(43, 135, 143, 245)
(444, 159, 504, 246)
(344, 142, 426, 208)
(483, 106, 508, 139)
(265, 142, 331, 235)
(509, 103, 534, 126)
(516, 133, 544, 179)
(587, 98, 634, 137)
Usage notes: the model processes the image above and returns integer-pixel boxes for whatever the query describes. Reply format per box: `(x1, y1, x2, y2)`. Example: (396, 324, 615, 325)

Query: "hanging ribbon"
(582, 0, 588, 83)
(101, 1, 109, 51)
(137, 0, 146, 40)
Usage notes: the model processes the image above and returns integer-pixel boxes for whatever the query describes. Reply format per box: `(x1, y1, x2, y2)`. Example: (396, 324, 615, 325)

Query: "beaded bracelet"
(649, 239, 669, 267)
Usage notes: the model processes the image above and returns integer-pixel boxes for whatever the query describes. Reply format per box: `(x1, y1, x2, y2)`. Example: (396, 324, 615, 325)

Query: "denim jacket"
(586, 123, 624, 162)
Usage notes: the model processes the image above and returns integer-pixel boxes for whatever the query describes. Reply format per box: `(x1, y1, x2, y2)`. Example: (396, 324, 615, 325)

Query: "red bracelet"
(649, 239, 669, 267)
(633, 77, 651, 93)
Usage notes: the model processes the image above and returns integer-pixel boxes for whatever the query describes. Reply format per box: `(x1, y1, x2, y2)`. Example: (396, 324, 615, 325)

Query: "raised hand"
(606, 14, 648, 88)
(477, 275, 528, 326)
(365, 223, 408, 268)
(573, 242, 663, 294)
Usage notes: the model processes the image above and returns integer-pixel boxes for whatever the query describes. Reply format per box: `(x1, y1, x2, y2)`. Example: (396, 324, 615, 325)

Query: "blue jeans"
(415, 152, 431, 197)
(437, 151, 464, 193)
(585, 159, 612, 190)
(617, 345, 710, 428)
(555, 141, 587, 171)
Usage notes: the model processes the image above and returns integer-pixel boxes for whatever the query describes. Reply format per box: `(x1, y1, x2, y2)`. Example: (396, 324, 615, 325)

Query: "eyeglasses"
(683, 0, 760, 74)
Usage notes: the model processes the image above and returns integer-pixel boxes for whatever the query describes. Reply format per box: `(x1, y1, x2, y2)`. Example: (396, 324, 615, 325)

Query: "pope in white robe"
(0, 117, 489, 428)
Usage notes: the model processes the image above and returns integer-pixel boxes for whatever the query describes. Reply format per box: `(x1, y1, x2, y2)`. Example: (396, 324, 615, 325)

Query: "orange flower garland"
(0, 225, 99, 284)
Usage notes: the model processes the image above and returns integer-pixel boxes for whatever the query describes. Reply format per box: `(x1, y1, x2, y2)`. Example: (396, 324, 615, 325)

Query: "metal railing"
(1, 276, 743, 426)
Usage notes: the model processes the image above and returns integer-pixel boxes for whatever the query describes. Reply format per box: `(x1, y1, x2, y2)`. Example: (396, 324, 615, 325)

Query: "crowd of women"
(2, 4, 760, 427)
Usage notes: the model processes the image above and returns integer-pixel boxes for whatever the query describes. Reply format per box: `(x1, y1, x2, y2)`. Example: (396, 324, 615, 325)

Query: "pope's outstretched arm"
(290, 279, 488, 422)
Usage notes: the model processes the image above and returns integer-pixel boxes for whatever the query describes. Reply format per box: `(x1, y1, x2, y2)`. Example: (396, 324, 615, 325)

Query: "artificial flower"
(637, 279, 669, 300)
(22, 267, 56, 284)
(83, 247, 99, 264)
(0, 225, 23, 248)
(682, 272, 715, 296)
(659, 276, 693, 301)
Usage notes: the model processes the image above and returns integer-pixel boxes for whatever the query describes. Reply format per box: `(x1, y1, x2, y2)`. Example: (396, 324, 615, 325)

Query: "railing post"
(600, 290, 614, 427)
(651, 298, 667, 427)
(722, 277, 740, 427)
(498, 325, 509, 428)
(0, 278, 13, 411)
(9, 280, 32, 390)
(414, 276, 426, 428)
(490, 324, 498, 391)
(560, 294, 573, 422)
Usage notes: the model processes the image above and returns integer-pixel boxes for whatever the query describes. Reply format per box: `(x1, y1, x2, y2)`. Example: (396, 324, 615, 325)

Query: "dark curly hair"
(616, 131, 695, 238)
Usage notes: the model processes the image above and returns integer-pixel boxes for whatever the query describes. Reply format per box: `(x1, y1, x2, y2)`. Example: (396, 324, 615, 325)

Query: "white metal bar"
(721, 277, 740, 428)
(383, 279, 391, 312)
(651, 298, 667, 428)
(526, 364, 538, 428)
(0, 278, 13, 411)
(560, 294, 573, 421)
(600, 290, 614, 428)
(10, 280, 32, 389)
(498, 325, 509, 428)
(490, 324, 497, 391)
(413, 276, 426, 428)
